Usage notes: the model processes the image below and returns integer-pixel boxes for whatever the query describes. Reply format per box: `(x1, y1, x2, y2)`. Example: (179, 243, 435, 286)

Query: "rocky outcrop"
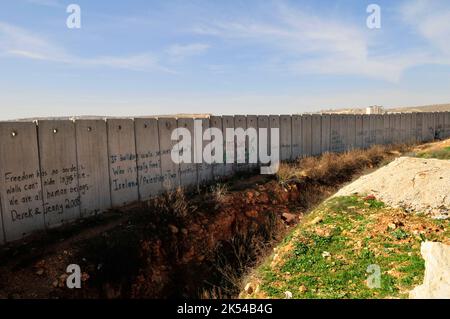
(409, 242, 450, 299)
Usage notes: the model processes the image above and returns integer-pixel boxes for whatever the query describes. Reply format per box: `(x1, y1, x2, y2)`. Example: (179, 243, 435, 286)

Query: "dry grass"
(277, 144, 408, 187)
(209, 183, 229, 205)
(414, 139, 450, 160)
(203, 218, 278, 299)
(148, 187, 197, 218)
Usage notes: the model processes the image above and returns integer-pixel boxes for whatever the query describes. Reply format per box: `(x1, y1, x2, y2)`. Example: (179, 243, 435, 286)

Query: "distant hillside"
(388, 104, 450, 113)
(320, 103, 450, 114)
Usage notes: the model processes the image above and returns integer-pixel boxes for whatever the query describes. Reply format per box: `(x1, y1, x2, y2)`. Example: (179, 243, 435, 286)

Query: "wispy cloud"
(166, 43, 210, 62)
(192, 2, 447, 82)
(400, 0, 450, 55)
(0, 21, 172, 72)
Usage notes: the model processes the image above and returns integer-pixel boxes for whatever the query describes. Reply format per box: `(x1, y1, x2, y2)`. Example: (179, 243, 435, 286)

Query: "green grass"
(248, 196, 449, 299)
(416, 146, 450, 160)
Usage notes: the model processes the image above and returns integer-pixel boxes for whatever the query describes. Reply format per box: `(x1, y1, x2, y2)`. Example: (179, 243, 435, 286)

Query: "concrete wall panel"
(269, 115, 281, 161)
(257, 115, 269, 166)
(375, 115, 384, 145)
(280, 115, 292, 161)
(158, 118, 180, 191)
(291, 115, 302, 159)
(330, 114, 341, 153)
(383, 114, 391, 144)
(320, 114, 330, 153)
(445, 112, 450, 138)
(198, 117, 213, 184)
(346, 115, 356, 150)
(135, 118, 163, 200)
(38, 120, 80, 228)
(400, 114, 408, 143)
(362, 115, 371, 148)
(75, 120, 111, 217)
(406, 113, 414, 143)
(435, 112, 445, 139)
(210, 116, 225, 179)
(422, 113, 436, 142)
(247, 115, 258, 169)
(0, 122, 45, 242)
(177, 118, 197, 189)
(413, 113, 422, 143)
(392, 114, 402, 144)
(410, 113, 417, 143)
(337, 115, 347, 152)
(355, 114, 364, 149)
(222, 116, 235, 175)
(311, 114, 322, 155)
(107, 119, 139, 207)
(368, 115, 376, 146)
(234, 115, 248, 172)
(301, 115, 312, 156)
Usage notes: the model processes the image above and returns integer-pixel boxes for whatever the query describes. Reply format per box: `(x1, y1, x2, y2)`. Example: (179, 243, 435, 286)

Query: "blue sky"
(1, 0, 450, 120)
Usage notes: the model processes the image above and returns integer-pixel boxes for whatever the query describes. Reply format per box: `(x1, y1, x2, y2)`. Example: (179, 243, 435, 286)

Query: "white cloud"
(400, 0, 450, 55)
(0, 21, 171, 72)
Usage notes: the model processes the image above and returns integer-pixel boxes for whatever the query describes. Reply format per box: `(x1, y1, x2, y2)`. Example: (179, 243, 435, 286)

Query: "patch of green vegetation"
(251, 196, 448, 299)
(416, 146, 450, 160)
(391, 228, 409, 240)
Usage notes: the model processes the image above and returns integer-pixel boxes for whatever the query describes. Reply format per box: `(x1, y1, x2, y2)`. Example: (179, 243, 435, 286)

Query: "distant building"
(366, 105, 384, 114)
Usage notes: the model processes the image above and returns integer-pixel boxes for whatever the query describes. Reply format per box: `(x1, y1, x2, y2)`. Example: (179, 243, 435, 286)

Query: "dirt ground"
(334, 156, 450, 218)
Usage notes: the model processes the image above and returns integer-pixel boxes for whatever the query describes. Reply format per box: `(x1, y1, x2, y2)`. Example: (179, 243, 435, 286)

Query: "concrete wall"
(1, 111, 449, 245)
